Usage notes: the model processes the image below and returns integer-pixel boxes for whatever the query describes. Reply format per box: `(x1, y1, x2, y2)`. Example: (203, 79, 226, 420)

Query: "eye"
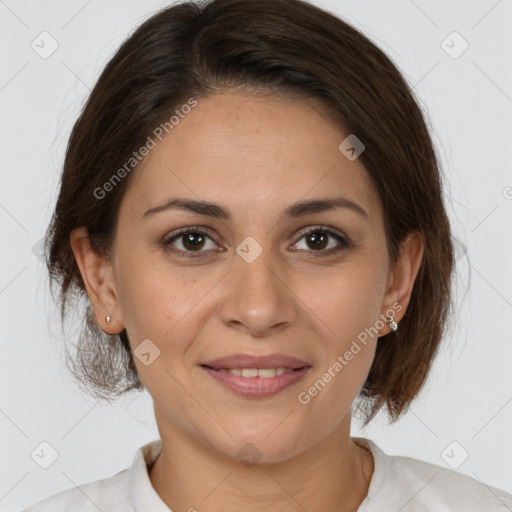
(162, 225, 350, 259)
(291, 225, 350, 257)
(162, 227, 218, 258)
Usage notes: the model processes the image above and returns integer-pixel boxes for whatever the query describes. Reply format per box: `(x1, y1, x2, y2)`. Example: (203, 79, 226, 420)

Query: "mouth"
(199, 354, 312, 397)
(200, 365, 307, 377)
(200, 353, 311, 371)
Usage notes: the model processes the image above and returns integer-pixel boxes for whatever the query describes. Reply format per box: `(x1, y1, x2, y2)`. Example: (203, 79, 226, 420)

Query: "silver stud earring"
(388, 314, 398, 332)
(106, 316, 111, 325)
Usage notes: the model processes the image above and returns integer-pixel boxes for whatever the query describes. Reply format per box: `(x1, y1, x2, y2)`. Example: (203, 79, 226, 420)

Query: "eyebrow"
(141, 196, 369, 222)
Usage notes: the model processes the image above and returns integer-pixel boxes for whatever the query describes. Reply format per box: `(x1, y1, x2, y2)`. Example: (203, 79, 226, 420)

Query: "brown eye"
(292, 226, 350, 256)
(180, 231, 207, 251)
(163, 228, 217, 258)
(305, 231, 329, 250)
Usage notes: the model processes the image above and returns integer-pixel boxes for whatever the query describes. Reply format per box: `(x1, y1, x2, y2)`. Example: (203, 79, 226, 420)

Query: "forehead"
(121, 92, 381, 225)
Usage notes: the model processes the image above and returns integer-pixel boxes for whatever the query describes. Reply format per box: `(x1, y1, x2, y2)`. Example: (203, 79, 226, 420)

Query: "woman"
(24, 0, 512, 510)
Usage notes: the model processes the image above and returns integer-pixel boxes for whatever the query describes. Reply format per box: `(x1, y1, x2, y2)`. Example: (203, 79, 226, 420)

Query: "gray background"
(1, 0, 511, 510)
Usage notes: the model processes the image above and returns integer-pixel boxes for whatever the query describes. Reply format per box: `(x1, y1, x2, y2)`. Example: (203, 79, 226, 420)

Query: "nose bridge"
(218, 234, 296, 333)
(233, 234, 281, 299)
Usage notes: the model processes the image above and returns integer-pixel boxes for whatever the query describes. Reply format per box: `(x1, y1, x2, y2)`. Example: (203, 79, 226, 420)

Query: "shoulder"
(20, 438, 163, 512)
(354, 437, 512, 511)
(20, 468, 131, 512)
(393, 453, 512, 509)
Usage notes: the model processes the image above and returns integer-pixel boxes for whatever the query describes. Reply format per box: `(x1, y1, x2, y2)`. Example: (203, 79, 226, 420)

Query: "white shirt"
(21, 436, 512, 511)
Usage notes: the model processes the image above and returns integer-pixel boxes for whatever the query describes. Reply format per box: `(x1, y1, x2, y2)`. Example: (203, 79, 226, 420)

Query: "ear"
(69, 226, 124, 334)
(379, 231, 424, 336)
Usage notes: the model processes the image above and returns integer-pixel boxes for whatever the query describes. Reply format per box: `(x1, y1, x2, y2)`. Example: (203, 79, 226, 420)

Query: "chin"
(206, 427, 310, 467)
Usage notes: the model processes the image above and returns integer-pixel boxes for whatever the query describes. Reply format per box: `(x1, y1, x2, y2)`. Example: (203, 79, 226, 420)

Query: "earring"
(105, 316, 111, 325)
(388, 314, 398, 332)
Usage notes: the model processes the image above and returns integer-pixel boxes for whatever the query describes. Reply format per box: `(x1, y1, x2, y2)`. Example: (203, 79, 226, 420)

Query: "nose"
(218, 245, 298, 337)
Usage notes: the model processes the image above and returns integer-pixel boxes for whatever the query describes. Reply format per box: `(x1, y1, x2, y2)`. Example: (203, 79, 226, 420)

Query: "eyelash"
(161, 225, 351, 259)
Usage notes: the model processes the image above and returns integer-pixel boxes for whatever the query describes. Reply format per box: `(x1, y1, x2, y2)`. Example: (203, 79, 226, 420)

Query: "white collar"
(129, 438, 170, 511)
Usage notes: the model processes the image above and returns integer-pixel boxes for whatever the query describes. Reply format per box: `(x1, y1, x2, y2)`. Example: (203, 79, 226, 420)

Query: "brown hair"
(45, 0, 454, 426)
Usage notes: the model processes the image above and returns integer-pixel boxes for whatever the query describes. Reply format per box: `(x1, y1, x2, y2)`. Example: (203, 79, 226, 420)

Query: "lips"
(200, 353, 311, 371)
(201, 364, 311, 398)
(199, 353, 312, 397)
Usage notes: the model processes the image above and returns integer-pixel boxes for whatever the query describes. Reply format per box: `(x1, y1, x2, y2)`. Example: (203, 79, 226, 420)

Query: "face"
(74, 92, 417, 464)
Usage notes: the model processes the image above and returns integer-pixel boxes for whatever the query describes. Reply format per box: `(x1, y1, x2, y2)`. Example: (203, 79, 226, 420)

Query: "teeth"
(224, 367, 293, 378)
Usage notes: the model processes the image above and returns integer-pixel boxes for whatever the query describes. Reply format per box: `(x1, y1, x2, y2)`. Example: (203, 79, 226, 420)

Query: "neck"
(148, 408, 374, 512)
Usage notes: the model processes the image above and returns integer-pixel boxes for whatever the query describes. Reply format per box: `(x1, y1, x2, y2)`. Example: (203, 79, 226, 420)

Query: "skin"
(71, 91, 423, 512)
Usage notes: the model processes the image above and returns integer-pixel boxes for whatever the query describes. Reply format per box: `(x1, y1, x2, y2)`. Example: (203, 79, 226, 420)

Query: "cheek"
(115, 248, 202, 338)
(292, 264, 383, 402)
(295, 285, 380, 432)
(114, 253, 222, 388)
(296, 347, 373, 450)
(296, 261, 385, 343)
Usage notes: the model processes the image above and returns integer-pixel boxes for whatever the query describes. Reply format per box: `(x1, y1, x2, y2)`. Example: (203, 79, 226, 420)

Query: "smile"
(200, 365, 311, 397)
(220, 367, 294, 377)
